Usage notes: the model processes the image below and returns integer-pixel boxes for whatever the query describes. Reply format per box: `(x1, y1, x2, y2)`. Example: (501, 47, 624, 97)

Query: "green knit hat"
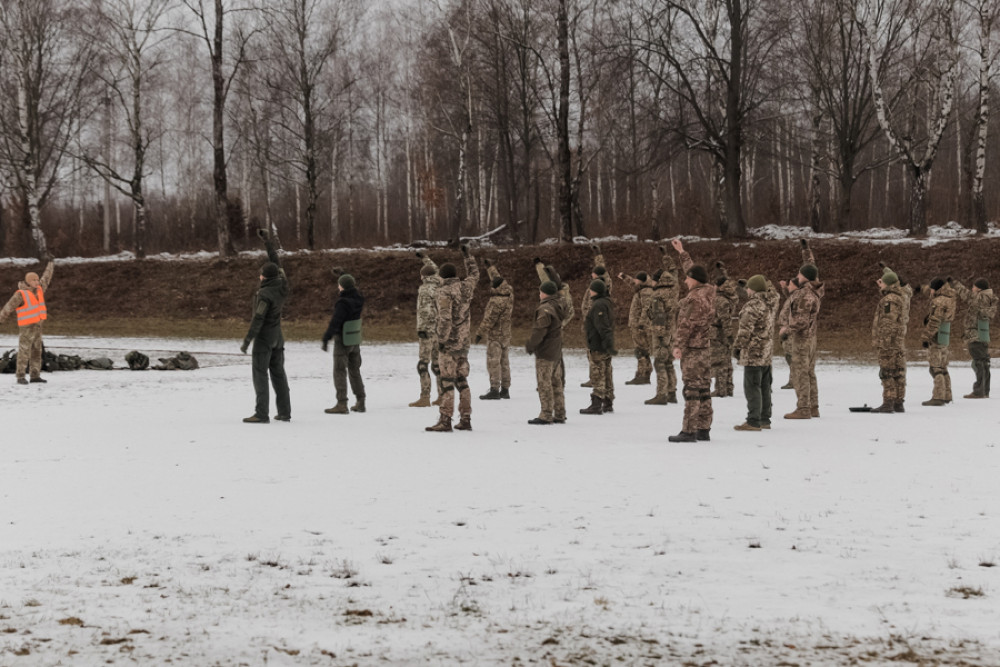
(589, 279, 607, 296)
(747, 275, 766, 292)
(338, 273, 356, 289)
(799, 264, 818, 281)
(881, 270, 898, 285)
(540, 281, 558, 295)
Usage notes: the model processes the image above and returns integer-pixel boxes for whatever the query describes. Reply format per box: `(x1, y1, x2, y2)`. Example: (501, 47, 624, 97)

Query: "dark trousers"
(743, 365, 773, 427)
(334, 339, 365, 402)
(970, 341, 991, 397)
(253, 340, 291, 419)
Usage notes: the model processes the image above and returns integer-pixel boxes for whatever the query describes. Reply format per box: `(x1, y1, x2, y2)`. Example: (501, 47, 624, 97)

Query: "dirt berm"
(2, 238, 996, 360)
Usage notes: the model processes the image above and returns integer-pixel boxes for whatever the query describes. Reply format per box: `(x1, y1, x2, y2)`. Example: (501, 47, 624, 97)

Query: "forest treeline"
(0, 0, 997, 258)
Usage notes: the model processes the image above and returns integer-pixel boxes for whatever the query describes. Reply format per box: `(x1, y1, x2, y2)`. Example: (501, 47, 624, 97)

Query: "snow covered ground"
(1, 336, 999, 665)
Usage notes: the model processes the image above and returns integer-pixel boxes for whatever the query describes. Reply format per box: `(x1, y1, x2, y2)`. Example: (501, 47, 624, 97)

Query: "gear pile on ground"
(0, 349, 199, 373)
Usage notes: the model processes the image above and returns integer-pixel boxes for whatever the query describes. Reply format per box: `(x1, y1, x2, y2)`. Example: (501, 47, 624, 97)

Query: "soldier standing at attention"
(920, 278, 957, 406)
(410, 252, 443, 407)
(426, 245, 479, 432)
(0, 258, 55, 384)
(525, 281, 567, 424)
(476, 258, 513, 400)
(580, 279, 616, 414)
(668, 238, 716, 442)
(240, 229, 291, 424)
(952, 277, 997, 399)
(780, 241, 823, 420)
(710, 262, 739, 397)
(644, 247, 680, 405)
(621, 271, 653, 385)
(322, 272, 366, 415)
(732, 275, 778, 431)
(870, 269, 907, 413)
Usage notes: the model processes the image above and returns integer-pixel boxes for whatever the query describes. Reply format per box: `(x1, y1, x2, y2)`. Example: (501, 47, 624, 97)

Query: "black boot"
(894, 401, 905, 413)
(696, 429, 711, 441)
(499, 388, 510, 399)
(579, 394, 603, 415)
(870, 402, 895, 413)
(668, 431, 697, 442)
(602, 398, 614, 413)
(479, 388, 502, 400)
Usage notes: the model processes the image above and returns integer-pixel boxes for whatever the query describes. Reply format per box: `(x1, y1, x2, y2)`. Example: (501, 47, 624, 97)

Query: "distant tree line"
(0, 0, 997, 258)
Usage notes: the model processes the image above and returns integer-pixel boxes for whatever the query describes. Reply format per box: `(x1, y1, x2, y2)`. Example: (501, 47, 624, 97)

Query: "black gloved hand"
(590, 243, 601, 255)
(438, 342, 446, 353)
(415, 250, 424, 259)
(800, 239, 809, 248)
(321, 340, 329, 352)
(922, 341, 929, 348)
(533, 256, 542, 265)
(418, 331, 428, 340)
(475, 335, 482, 344)
(256, 228, 269, 240)
(878, 261, 887, 269)
(460, 244, 470, 258)
(484, 258, 492, 268)
(240, 341, 249, 354)
(658, 245, 666, 255)
(733, 349, 741, 361)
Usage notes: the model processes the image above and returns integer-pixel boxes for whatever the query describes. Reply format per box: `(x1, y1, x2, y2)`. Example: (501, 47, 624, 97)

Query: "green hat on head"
(540, 280, 557, 295)
(338, 273, 356, 289)
(747, 275, 767, 292)
(261, 262, 279, 279)
(589, 279, 607, 296)
(881, 270, 898, 285)
(799, 264, 818, 282)
(687, 265, 709, 284)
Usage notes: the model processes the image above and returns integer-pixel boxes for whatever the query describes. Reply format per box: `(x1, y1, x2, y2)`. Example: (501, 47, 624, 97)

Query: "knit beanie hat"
(338, 273, 356, 289)
(261, 262, 279, 279)
(439, 263, 457, 279)
(593, 266, 607, 277)
(589, 279, 607, 296)
(881, 270, 898, 285)
(420, 264, 437, 277)
(747, 274, 766, 292)
(687, 265, 709, 284)
(930, 277, 945, 291)
(975, 278, 990, 290)
(799, 264, 819, 282)
(540, 280, 558, 295)
(491, 276, 504, 289)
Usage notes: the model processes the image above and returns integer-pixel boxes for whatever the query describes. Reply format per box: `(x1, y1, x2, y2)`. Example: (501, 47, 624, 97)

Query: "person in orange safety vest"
(0, 260, 55, 384)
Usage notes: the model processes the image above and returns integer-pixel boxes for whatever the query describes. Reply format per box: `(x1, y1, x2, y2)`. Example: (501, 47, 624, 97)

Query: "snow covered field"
(1, 336, 999, 665)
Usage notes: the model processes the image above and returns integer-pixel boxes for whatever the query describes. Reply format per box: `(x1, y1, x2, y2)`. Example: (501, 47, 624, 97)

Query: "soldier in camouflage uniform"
(710, 262, 739, 397)
(920, 278, 957, 406)
(776, 280, 796, 389)
(580, 243, 612, 390)
(780, 241, 823, 420)
(534, 258, 575, 328)
(620, 271, 653, 385)
(644, 248, 680, 405)
(426, 245, 480, 432)
(668, 239, 716, 442)
(0, 259, 55, 384)
(476, 259, 513, 400)
(952, 278, 998, 398)
(870, 269, 908, 413)
(733, 275, 778, 430)
(410, 252, 443, 407)
(580, 280, 616, 414)
(525, 281, 568, 424)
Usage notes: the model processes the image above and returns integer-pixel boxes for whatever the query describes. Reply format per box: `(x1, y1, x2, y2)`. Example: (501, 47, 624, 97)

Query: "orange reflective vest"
(16, 288, 47, 326)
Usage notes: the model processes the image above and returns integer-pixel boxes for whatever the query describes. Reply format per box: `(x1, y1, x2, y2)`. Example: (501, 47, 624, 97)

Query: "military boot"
(425, 416, 452, 432)
(696, 429, 711, 441)
(781, 380, 794, 390)
(455, 416, 473, 431)
(602, 398, 614, 413)
(668, 431, 697, 442)
(894, 401, 905, 413)
(243, 414, 269, 424)
(734, 422, 761, 431)
(409, 395, 431, 407)
(963, 392, 986, 399)
(870, 403, 895, 413)
(351, 398, 366, 413)
(29, 376, 47, 383)
(579, 394, 603, 415)
(921, 398, 947, 406)
(274, 414, 291, 422)
(811, 408, 820, 418)
(527, 417, 553, 425)
(16, 377, 28, 385)
(644, 394, 668, 405)
(432, 395, 444, 406)
(580, 380, 593, 388)
(625, 375, 645, 385)
(325, 401, 350, 414)
(667, 392, 678, 404)
(783, 408, 812, 419)
(500, 388, 510, 399)
(479, 388, 502, 400)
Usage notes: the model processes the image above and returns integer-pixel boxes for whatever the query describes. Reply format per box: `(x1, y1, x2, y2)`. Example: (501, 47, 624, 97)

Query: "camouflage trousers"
(587, 351, 615, 400)
(789, 335, 819, 411)
(877, 348, 906, 405)
(969, 341, 991, 397)
(680, 347, 712, 432)
(417, 335, 442, 398)
(439, 351, 471, 419)
(711, 336, 734, 394)
(16, 323, 44, 380)
(630, 326, 652, 379)
(651, 333, 677, 397)
(485, 338, 511, 390)
(927, 343, 952, 401)
(535, 357, 566, 421)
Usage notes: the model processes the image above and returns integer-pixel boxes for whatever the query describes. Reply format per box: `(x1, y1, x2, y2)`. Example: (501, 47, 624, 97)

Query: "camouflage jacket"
(922, 283, 957, 345)
(580, 252, 610, 327)
(734, 286, 776, 367)
(871, 283, 906, 351)
(0, 261, 55, 323)
(476, 280, 513, 344)
(535, 261, 574, 328)
(628, 283, 653, 329)
(676, 283, 715, 350)
(952, 282, 996, 344)
(713, 279, 740, 345)
(436, 256, 480, 353)
(525, 294, 566, 362)
(416, 257, 440, 334)
(786, 280, 823, 339)
(646, 258, 679, 341)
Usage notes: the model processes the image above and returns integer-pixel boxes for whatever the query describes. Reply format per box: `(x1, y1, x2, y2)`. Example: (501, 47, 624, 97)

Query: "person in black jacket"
(322, 272, 366, 414)
(581, 280, 616, 415)
(241, 230, 291, 423)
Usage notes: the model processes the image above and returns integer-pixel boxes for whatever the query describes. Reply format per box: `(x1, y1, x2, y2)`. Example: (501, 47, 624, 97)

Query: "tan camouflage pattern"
(733, 284, 777, 367)
(417, 335, 442, 398)
(0, 262, 54, 380)
(628, 281, 653, 378)
(787, 280, 823, 339)
(486, 340, 511, 390)
(535, 260, 574, 328)
(439, 351, 472, 418)
(675, 283, 715, 350)
(872, 283, 907, 405)
(681, 347, 713, 431)
(927, 343, 952, 401)
(711, 278, 739, 392)
(436, 256, 480, 353)
(788, 335, 819, 411)
(588, 350, 614, 400)
(477, 277, 513, 390)
(416, 257, 440, 334)
(651, 332, 677, 397)
(535, 357, 565, 421)
(579, 252, 610, 327)
(647, 255, 680, 397)
(952, 282, 997, 343)
(922, 283, 956, 344)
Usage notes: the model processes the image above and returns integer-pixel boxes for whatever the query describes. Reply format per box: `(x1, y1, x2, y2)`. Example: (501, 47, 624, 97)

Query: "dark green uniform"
(243, 240, 291, 421)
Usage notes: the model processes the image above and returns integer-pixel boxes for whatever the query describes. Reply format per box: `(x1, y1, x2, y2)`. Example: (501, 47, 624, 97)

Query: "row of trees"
(0, 0, 998, 259)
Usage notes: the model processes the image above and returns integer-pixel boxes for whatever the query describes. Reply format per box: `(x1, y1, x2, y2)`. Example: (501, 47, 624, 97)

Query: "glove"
(438, 342, 446, 353)
(590, 243, 601, 254)
(716, 261, 724, 269)
(484, 258, 492, 268)
(240, 341, 249, 354)
(878, 261, 887, 269)
(922, 341, 929, 348)
(415, 250, 424, 259)
(737, 279, 747, 288)
(533, 256, 542, 265)
(800, 239, 809, 248)
(914, 285, 922, 294)
(418, 331, 428, 340)
(460, 244, 470, 258)
(256, 228, 269, 240)
(475, 335, 482, 344)
(733, 349, 741, 361)
(658, 245, 666, 254)
(321, 340, 329, 352)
